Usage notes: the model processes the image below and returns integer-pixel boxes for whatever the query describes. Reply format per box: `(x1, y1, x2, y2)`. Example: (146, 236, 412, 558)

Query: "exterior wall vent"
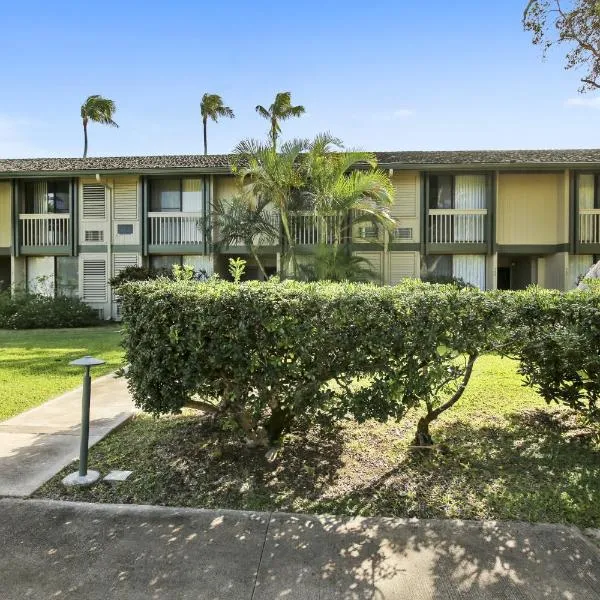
(85, 230, 104, 242)
(394, 227, 413, 241)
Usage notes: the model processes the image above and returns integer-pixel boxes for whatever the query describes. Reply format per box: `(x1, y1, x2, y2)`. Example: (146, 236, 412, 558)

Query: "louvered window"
(84, 230, 104, 242)
(114, 182, 138, 219)
(83, 260, 107, 302)
(82, 184, 106, 219)
(113, 253, 138, 275)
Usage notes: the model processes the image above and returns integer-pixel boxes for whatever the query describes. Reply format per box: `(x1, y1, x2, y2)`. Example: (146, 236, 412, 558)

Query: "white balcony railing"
(19, 214, 70, 247)
(579, 209, 600, 244)
(289, 213, 342, 245)
(148, 212, 203, 246)
(428, 209, 487, 244)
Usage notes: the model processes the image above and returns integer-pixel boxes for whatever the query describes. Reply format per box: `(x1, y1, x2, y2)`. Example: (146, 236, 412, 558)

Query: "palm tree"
(80, 95, 118, 158)
(255, 92, 305, 150)
(200, 93, 235, 155)
(303, 135, 396, 250)
(299, 244, 376, 282)
(232, 138, 307, 277)
(212, 193, 279, 279)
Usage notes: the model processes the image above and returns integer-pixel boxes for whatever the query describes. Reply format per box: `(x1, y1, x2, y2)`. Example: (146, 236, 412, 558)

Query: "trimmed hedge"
(506, 287, 600, 423)
(120, 279, 506, 444)
(0, 291, 101, 329)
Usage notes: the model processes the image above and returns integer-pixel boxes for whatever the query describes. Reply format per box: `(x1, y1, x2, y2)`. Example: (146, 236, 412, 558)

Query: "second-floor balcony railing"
(579, 209, 600, 244)
(289, 213, 342, 245)
(428, 209, 487, 244)
(19, 214, 70, 248)
(148, 212, 204, 246)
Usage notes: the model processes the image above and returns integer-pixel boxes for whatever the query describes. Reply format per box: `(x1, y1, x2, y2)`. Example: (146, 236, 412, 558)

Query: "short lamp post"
(62, 356, 105, 487)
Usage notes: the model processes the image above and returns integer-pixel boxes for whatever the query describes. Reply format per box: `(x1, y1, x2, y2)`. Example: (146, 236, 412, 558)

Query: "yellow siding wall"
(353, 251, 383, 283)
(496, 173, 567, 245)
(214, 176, 239, 202)
(0, 181, 12, 247)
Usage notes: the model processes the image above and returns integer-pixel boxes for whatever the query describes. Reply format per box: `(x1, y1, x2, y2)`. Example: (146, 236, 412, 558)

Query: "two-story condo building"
(0, 149, 598, 319)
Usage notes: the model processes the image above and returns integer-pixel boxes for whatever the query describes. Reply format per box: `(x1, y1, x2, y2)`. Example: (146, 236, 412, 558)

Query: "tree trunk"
(82, 119, 88, 158)
(265, 404, 292, 443)
(414, 415, 435, 446)
(412, 353, 479, 446)
(203, 118, 208, 155)
(270, 118, 277, 150)
(249, 244, 268, 280)
(280, 211, 299, 279)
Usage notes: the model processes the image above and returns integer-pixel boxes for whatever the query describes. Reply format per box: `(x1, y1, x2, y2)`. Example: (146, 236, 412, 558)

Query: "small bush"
(110, 265, 210, 290)
(0, 291, 101, 329)
(119, 279, 506, 445)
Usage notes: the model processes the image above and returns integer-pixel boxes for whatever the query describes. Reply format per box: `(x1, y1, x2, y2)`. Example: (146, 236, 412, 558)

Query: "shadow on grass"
(317, 408, 600, 528)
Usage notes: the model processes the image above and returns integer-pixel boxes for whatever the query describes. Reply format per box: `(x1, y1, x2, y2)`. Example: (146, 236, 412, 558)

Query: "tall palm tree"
(232, 137, 308, 277)
(80, 95, 118, 158)
(255, 92, 305, 150)
(200, 93, 235, 155)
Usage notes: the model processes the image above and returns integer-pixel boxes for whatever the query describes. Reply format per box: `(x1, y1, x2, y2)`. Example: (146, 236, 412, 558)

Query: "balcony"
(428, 209, 487, 247)
(19, 214, 71, 254)
(579, 209, 600, 245)
(148, 212, 204, 251)
(289, 213, 341, 245)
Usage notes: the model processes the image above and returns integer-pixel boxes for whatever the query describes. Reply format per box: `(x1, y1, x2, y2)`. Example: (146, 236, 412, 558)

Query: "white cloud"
(565, 96, 600, 109)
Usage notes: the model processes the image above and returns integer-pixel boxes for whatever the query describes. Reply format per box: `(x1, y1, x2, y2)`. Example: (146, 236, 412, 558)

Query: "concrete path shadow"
(0, 498, 599, 599)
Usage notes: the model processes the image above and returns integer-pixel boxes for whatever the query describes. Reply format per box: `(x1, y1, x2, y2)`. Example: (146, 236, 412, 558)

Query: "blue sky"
(1, 0, 599, 157)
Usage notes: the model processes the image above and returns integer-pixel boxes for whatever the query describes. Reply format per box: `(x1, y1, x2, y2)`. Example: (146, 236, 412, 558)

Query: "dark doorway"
(497, 267, 510, 290)
(0, 257, 10, 291)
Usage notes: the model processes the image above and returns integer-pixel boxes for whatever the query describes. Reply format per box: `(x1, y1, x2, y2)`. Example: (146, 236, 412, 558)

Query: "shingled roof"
(2, 149, 600, 175)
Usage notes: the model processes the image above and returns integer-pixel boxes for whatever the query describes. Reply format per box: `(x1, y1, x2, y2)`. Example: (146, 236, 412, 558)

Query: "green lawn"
(37, 355, 600, 528)
(0, 326, 124, 421)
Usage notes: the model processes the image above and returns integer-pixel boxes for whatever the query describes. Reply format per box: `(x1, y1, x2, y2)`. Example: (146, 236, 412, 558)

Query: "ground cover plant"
(38, 355, 600, 528)
(0, 326, 123, 420)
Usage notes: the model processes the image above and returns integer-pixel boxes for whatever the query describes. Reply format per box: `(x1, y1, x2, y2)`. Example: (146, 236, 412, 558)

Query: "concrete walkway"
(0, 373, 134, 496)
(0, 499, 599, 600)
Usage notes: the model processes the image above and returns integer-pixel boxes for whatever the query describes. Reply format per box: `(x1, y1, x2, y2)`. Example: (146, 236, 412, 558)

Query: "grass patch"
(36, 355, 600, 528)
(0, 326, 123, 421)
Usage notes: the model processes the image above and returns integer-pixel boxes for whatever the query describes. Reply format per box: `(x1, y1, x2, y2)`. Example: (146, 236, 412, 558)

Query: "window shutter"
(389, 252, 417, 285)
(113, 181, 138, 219)
(83, 259, 107, 302)
(82, 184, 106, 219)
(391, 174, 418, 218)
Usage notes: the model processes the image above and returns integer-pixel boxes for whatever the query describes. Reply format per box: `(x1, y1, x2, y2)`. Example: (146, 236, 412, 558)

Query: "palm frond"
(81, 95, 118, 127)
(255, 105, 271, 119)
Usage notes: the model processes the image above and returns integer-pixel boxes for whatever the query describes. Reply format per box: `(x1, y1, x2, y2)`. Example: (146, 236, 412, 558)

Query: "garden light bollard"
(61, 356, 105, 487)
